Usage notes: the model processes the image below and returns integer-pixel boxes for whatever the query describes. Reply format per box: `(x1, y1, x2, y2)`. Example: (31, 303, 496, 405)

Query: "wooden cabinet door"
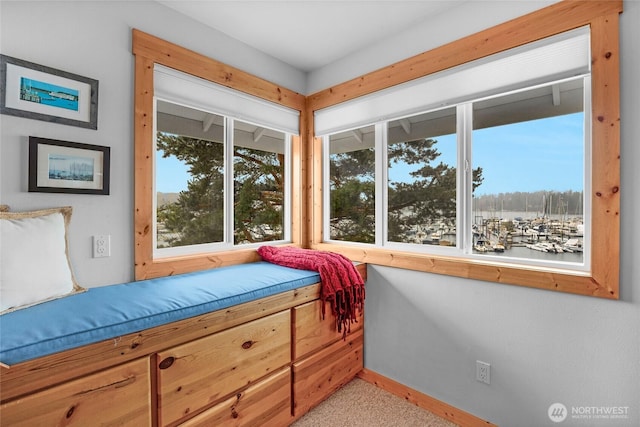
(157, 310, 291, 426)
(0, 357, 151, 427)
(292, 328, 363, 417)
(178, 367, 291, 427)
(292, 299, 363, 360)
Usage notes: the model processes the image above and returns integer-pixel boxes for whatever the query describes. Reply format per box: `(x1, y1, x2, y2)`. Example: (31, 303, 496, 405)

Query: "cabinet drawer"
(179, 367, 291, 427)
(0, 357, 151, 427)
(157, 310, 291, 426)
(293, 299, 363, 360)
(292, 328, 363, 416)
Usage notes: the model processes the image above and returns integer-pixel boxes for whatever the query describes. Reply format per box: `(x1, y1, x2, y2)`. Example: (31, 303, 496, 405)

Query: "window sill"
(312, 242, 616, 299)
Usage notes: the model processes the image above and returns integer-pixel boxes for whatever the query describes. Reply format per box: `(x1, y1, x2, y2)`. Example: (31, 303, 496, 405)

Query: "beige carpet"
(291, 378, 457, 427)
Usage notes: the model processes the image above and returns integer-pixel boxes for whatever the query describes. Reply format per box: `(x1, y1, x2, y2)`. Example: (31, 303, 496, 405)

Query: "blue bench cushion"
(0, 262, 319, 365)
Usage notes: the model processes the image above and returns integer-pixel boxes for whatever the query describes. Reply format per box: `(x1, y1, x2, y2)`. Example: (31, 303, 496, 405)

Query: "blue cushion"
(0, 262, 319, 365)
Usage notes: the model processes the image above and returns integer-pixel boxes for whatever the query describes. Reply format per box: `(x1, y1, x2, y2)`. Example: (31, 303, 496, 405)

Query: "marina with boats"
(402, 191, 585, 263)
(405, 213, 583, 263)
(470, 192, 583, 261)
(471, 214, 583, 261)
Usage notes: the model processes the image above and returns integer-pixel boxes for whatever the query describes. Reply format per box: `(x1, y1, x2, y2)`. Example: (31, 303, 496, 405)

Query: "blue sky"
(158, 112, 584, 195)
(390, 113, 584, 195)
(470, 113, 583, 195)
(156, 152, 190, 193)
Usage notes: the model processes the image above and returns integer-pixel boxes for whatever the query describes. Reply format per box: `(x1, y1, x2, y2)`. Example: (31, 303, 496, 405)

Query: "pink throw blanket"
(257, 246, 365, 337)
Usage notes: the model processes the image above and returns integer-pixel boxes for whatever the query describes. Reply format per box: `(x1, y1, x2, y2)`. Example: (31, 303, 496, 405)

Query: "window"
(321, 21, 592, 270)
(154, 99, 291, 258)
(387, 108, 458, 248)
(133, 30, 304, 279)
(154, 100, 291, 258)
(327, 125, 376, 243)
(233, 120, 288, 245)
(323, 75, 589, 272)
(133, 0, 620, 296)
(311, 0, 621, 298)
(156, 102, 225, 250)
(471, 79, 588, 268)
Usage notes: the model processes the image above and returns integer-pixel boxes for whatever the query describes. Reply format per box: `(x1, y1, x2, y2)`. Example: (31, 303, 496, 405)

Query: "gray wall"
(1, 1, 638, 426)
(0, 1, 305, 287)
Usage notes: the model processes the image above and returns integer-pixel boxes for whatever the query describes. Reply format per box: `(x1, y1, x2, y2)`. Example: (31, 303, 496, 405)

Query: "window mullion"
(376, 122, 386, 246)
(583, 75, 592, 271)
(283, 134, 292, 242)
(322, 136, 330, 242)
(225, 117, 235, 246)
(458, 103, 473, 254)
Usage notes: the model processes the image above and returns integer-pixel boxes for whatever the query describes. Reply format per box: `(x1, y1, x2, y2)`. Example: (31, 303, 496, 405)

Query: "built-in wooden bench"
(0, 262, 366, 426)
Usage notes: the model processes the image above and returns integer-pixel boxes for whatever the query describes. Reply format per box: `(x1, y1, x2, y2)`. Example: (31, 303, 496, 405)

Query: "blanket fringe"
(257, 246, 365, 340)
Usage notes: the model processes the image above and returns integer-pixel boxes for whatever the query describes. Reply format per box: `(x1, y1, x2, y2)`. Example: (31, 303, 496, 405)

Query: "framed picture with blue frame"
(0, 54, 98, 129)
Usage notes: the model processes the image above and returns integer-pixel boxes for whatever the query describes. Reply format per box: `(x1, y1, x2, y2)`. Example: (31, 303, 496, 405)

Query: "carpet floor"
(291, 378, 457, 427)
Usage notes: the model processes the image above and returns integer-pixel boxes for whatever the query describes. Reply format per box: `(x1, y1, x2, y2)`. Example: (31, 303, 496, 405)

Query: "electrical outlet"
(93, 235, 111, 258)
(476, 360, 491, 385)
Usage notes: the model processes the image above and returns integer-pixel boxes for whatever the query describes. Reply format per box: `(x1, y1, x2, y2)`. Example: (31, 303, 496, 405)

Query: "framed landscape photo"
(29, 137, 110, 195)
(1, 55, 98, 129)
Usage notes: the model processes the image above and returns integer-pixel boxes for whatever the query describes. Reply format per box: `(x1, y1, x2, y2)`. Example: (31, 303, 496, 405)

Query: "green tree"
(158, 133, 483, 247)
(330, 138, 483, 243)
(329, 148, 376, 243)
(157, 134, 225, 247)
(233, 149, 284, 244)
(156, 133, 284, 247)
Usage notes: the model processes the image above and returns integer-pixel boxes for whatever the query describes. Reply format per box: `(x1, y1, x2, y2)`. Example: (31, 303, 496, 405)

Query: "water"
(28, 88, 78, 110)
(478, 245, 583, 263)
(20, 77, 79, 111)
(473, 210, 584, 264)
(474, 210, 582, 222)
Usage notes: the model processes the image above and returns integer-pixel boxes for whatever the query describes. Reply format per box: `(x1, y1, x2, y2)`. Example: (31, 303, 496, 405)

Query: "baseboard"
(357, 369, 498, 427)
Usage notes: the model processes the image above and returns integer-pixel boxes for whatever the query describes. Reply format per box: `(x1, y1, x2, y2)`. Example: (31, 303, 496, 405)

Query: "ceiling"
(158, 1, 466, 72)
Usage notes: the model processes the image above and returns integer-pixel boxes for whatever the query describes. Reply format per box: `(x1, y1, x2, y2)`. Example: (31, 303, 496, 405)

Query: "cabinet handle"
(159, 356, 175, 369)
(241, 340, 253, 349)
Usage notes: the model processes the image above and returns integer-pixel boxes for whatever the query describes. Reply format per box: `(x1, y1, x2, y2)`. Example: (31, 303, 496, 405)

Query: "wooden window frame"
(307, 0, 622, 299)
(133, 0, 621, 298)
(132, 30, 306, 280)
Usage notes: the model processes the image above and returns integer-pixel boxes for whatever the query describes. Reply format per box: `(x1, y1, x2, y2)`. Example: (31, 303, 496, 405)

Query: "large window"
(328, 125, 375, 243)
(154, 101, 289, 257)
(312, 0, 621, 299)
(323, 75, 589, 271)
(134, 0, 620, 296)
(471, 80, 587, 267)
(133, 30, 304, 279)
(387, 108, 458, 248)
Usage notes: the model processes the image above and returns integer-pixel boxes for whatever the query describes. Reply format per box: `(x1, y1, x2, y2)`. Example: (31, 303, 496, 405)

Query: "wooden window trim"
(307, 0, 622, 299)
(132, 30, 306, 280)
(133, 0, 621, 298)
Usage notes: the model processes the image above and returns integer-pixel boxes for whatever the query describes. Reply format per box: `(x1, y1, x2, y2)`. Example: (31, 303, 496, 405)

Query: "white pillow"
(1, 207, 84, 314)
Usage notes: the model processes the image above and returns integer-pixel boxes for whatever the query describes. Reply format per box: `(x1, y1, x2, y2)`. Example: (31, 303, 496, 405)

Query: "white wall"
(338, 2, 638, 426)
(1, 1, 638, 426)
(0, 0, 305, 287)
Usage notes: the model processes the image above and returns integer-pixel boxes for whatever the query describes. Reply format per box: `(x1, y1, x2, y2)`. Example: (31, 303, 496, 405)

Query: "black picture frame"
(29, 137, 110, 195)
(1, 55, 98, 129)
